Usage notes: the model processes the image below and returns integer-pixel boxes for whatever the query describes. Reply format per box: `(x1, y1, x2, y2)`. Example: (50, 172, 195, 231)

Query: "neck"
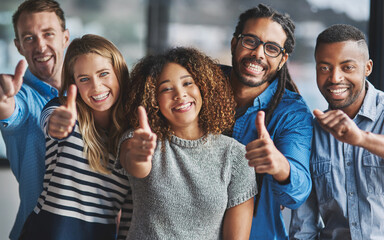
(172, 123, 204, 140)
(229, 71, 270, 108)
(93, 110, 111, 130)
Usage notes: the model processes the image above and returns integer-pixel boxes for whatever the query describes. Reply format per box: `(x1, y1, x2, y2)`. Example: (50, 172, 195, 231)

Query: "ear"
(230, 36, 237, 55)
(278, 53, 289, 71)
(63, 29, 70, 48)
(14, 38, 24, 56)
(365, 59, 373, 77)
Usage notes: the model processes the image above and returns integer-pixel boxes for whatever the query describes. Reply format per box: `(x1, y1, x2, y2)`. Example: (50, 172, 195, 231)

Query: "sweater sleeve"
(227, 139, 258, 209)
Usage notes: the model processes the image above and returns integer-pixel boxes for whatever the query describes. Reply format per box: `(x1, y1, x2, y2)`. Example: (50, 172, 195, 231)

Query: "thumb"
(255, 111, 269, 139)
(313, 109, 324, 118)
(138, 106, 151, 132)
(13, 60, 27, 91)
(66, 84, 77, 114)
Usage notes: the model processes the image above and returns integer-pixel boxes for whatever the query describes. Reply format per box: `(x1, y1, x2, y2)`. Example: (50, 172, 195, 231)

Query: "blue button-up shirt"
(0, 69, 58, 240)
(232, 79, 313, 239)
(290, 81, 384, 240)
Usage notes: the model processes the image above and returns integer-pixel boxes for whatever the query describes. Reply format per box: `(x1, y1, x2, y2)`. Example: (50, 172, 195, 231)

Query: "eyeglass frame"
(237, 34, 285, 58)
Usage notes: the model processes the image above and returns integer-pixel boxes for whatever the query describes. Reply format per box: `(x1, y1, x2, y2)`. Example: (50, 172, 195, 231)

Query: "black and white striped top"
(32, 98, 132, 239)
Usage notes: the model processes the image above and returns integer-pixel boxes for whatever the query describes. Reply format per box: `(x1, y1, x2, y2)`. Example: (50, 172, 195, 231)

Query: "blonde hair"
(60, 34, 129, 174)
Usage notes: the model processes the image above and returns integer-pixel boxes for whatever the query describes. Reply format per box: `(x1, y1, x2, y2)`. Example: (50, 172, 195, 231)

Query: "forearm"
(222, 198, 253, 240)
(0, 97, 15, 120)
(358, 131, 384, 158)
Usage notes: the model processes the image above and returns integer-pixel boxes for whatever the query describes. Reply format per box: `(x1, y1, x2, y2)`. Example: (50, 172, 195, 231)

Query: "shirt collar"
(252, 78, 278, 109)
(356, 80, 377, 121)
(23, 68, 59, 98)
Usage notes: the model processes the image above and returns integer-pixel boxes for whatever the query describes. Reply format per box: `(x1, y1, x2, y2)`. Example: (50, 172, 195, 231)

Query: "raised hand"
(313, 109, 364, 146)
(245, 111, 290, 182)
(120, 106, 157, 178)
(0, 60, 27, 119)
(48, 84, 77, 139)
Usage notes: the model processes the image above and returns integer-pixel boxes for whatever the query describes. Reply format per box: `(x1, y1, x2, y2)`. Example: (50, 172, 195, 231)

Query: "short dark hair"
(12, 0, 66, 40)
(315, 24, 368, 54)
(233, 4, 298, 126)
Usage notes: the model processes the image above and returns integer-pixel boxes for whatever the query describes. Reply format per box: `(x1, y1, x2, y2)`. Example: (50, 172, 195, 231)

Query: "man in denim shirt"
(290, 24, 384, 239)
(222, 4, 313, 239)
(0, 1, 69, 239)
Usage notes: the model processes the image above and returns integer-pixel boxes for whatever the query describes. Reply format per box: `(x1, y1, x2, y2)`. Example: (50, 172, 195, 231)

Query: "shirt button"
(349, 192, 354, 196)
(347, 162, 352, 166)
(51, 89, 56, 94)
(2, 123, 8, 127)
(351, 222, 357, 227)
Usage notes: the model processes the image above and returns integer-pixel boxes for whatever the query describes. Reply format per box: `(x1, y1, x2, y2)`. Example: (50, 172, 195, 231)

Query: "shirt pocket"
(362, 153, 384, 195)
(311, 157, 333, 204)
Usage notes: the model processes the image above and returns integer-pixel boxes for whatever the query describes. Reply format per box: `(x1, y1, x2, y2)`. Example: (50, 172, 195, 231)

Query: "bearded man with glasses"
(220, 4, 313, 239)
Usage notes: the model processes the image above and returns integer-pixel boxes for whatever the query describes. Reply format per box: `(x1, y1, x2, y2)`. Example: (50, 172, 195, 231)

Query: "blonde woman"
(20, 34, 131, 240)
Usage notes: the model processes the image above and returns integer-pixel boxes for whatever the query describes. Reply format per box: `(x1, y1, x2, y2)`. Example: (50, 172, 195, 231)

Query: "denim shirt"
(290, 81, 384, 240)
(0, 69, 58, 240)
(231, 79, 313, 239)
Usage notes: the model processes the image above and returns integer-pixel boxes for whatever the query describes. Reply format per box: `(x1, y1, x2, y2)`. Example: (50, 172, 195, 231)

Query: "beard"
(326, 82, 365, 110)
(232, 55, 278, 87)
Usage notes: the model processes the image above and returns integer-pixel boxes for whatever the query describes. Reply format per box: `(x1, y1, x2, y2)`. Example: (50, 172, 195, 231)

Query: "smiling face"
(157, 62, 203, 138)
(14, 11, 69, 86)
(315, 40, 373, 117)
(74, 53, 120, 120)
(231, 17, 288, 88)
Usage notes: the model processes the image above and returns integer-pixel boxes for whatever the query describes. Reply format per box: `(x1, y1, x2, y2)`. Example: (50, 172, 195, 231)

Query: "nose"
(329, 68, 343, 83)
(173, 88, 187, 100)
(250, 44, 265, 59)
(91, 78, 102, 90)
(35, 36, 47, 53)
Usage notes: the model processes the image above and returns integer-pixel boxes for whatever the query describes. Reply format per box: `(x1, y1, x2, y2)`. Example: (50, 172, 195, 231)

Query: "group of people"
(0, 0, 382, 239)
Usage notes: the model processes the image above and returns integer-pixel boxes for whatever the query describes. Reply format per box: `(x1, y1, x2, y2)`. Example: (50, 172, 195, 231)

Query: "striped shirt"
(25, 98, 132, 240)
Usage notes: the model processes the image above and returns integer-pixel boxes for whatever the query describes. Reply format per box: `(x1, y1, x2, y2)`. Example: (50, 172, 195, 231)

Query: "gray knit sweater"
(120, 133, 257, 240)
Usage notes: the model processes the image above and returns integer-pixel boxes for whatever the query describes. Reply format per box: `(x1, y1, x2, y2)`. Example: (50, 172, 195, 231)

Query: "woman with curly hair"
(118, 47, 257, 239)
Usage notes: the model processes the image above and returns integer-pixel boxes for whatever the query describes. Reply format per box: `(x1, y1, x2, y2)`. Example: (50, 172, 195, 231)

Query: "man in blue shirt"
(223, 4, 313, 239)
(0, 1, 69, 239)
(290, 24, 384, 240)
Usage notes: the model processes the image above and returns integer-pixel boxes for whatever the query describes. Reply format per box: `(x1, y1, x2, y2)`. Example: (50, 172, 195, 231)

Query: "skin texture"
(314, 41, 384, 158)
(0, 11, 69, 120)
(120, 62, 254, 239)
(48, 53, 120, 138)
(73, 53, 120, 128)
(230, 18, 288, 108)
(230, 17, 290, 183)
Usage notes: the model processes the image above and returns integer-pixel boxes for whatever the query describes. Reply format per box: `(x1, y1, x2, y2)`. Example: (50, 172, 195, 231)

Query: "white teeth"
(329, 88, 347, 94)
(248, 63, 263, 72)
(36, 56, 52, 62)
(92, 92, 109, 101)
(175, 103, 191, 110)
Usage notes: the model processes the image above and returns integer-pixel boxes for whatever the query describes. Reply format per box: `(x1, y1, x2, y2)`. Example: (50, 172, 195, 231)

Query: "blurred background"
(1, 0, 381, 238)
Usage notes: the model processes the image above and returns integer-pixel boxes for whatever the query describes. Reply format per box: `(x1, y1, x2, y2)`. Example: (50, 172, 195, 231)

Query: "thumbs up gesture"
(245, 111, 290, 182)
(48, 84, 77, 139)
(0, 60, 27, 119)
(120, 106, 157, 178)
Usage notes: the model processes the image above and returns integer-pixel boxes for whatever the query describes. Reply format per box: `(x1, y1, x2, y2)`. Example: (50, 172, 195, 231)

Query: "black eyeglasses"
(237, 34, 285, 58)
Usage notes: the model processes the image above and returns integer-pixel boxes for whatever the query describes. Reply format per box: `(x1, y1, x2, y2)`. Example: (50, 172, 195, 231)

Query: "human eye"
(159, 85, 172, 93)
(265, 43, 280, 54)
(78, 77, 89, 83)
(343, 65, 356, 72)
(243, 36, 256, 46)
(317, 65, 330, 72)
(45, 32, 55, 38)
(23, 35, 33, 43)
(100, 72, 109, 77)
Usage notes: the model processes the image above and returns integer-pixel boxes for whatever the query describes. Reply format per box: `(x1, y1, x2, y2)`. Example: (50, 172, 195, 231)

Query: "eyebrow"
(317, 59, 356, 65)
(75, 68, 110, 78)
(20, 27, 57, 38)
(158, 74, 192, 86)
(244, 33, 282, 46)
